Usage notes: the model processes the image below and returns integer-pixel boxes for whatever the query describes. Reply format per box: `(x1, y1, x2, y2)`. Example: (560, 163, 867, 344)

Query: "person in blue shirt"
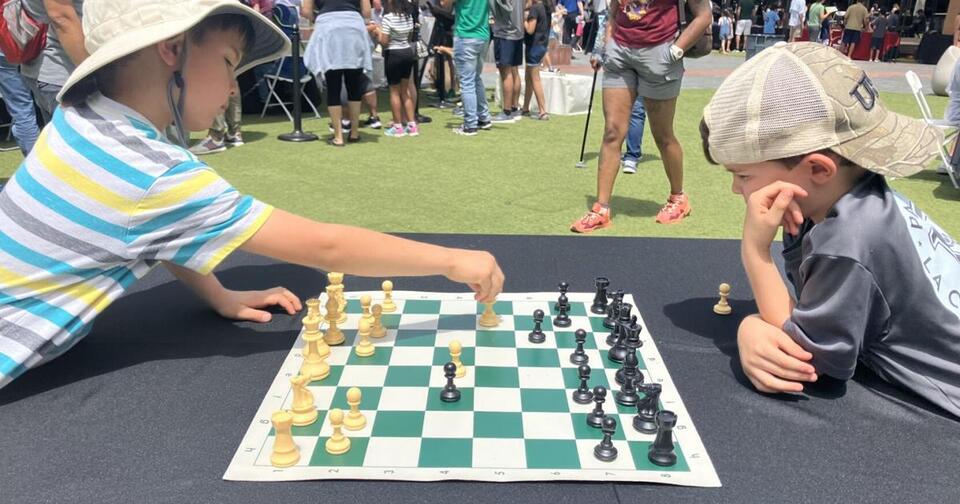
(763, 2, 781, 34)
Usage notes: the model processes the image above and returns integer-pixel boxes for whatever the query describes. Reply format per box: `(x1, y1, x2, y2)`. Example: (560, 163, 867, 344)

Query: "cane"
(575, 67, 599, 169)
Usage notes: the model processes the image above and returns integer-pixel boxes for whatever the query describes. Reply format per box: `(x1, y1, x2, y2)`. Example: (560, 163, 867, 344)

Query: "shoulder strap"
(677, 0, 687, 29)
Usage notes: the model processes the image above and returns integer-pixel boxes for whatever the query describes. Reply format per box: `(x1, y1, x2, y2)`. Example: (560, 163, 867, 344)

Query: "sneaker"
(364, 116, 382, 129)
(655, 193, 692, 225)
(328, 119, 352, 133)
(519, 109, 532, 117)
(405, 123, 420, 137)
(570, 202, 612, 233)
(510, 108, 523, 120)
(384, 124, 407, 137)
(453, 125, 478, 136)
(491, 112, 516, 123)
(225, 132, 244, 146)
(189, 136, 226, 155)
(621, 158, 638, 174)
(477, 120, 493, 130)
(452, 106, 464, 117)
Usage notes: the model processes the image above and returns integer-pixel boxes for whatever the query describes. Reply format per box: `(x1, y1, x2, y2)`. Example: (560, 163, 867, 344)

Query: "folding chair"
(905, 70, 960, 188)
(0, 90, 19, 152)
(259, 5, 321, 122)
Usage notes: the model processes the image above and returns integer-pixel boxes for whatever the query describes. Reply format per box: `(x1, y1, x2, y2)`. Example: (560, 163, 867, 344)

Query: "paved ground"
(478, 50, 937, 94)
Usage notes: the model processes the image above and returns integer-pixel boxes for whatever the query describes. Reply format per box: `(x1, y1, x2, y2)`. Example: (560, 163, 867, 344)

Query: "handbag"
(676, 0, 712, 58)
(0, 0, 47, 64)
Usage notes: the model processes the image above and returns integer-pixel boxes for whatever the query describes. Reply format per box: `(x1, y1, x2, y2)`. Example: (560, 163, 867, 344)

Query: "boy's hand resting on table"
(211, 287, 303, 323)
(738, 314, 818, 393)
(444, 249, 505, 303)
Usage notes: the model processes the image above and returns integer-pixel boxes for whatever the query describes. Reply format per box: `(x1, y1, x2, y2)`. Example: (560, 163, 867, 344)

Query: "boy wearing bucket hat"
(701, 42, 960, 417)
(0, 0, 504, 389)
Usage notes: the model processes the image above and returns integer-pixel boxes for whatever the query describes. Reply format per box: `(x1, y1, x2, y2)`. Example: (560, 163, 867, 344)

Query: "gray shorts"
(602, 40, 683, 100)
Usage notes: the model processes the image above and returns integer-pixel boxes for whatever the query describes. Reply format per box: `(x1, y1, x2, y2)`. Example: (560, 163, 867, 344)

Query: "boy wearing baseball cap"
(701, 42, 960, 416)
(0, 0, 504, 388)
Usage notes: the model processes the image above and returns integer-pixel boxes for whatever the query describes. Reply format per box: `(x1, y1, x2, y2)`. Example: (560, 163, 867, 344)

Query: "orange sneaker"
(655, 193, 692, 224)
(571, 202, 612, 233)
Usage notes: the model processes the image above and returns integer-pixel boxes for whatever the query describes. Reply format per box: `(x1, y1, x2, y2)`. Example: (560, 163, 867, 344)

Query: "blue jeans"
(622, 97, 646, 163)
(0, 54, 39, 155)
(453, 37, 491, 129)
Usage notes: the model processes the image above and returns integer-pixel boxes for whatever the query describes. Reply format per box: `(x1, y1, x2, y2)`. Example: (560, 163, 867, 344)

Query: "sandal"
(347, 135, 361, 144)
(327, 138, 345, 147)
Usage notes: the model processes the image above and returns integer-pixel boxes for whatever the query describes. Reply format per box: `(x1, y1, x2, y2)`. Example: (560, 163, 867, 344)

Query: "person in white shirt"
(788, 0, 806, 41)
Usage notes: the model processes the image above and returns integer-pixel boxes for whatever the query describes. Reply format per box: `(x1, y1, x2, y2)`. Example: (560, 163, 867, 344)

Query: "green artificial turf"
(1, 88, 957, 239)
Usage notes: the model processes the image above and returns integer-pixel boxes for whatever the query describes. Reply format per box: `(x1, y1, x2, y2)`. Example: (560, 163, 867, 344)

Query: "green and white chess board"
(224, 291, 721, 487)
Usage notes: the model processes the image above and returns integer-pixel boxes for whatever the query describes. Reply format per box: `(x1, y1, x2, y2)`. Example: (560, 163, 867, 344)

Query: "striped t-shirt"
(380, 13, 414, 50)
(0, 93, 273, 388)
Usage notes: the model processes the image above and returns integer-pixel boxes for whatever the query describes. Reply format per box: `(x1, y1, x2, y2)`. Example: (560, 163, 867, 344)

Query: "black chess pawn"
(586, 385, 607, 428)
(440, 362, 461, 402)
(554, 281, 571, 312)
(569, 328, 589, 365)
(633, 383, 662, 434)
(615, 374, 640, 408)
(647, 410, 678, 467)
(603, 291, 624, 329)
(553, 301, 572, 328)
(591, 277, 610, 315)
(606, 300, 631, 346)
(593, 416, 619, 462)
(625, 315, 643, 350)
(528, 309, 546, 344)
(571, 364, 594, 404)
(616, 346, 642, 386)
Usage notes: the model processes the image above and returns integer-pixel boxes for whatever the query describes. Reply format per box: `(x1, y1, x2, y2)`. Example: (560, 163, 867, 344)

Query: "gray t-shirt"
(20, 0, 84, 86)
(781, 173, 960, 417)
(491, 0, 525, 40)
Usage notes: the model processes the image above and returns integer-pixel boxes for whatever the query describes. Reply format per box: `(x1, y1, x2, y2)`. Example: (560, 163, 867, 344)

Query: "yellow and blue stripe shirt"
(0, 93, 272, 387)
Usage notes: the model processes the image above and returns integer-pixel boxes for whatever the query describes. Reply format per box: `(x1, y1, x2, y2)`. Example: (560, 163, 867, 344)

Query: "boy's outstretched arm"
(164, 263, 302, 323)
(240, 209, 505, 302)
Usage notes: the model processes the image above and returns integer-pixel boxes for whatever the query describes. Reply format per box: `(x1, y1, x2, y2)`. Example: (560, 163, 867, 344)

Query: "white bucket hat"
(57, 0, 290, 101)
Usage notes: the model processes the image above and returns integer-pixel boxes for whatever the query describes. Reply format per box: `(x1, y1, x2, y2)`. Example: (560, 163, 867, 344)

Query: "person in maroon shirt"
(571, 0, 711, 232)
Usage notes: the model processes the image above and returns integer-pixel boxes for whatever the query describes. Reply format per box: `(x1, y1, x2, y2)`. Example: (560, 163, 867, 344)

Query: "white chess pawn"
(324, 409, 351, 455)
(381, 280, 397, 313)
(343, 387, 367, 431)
(355, 319, 375, 357)
(371, 304, 387, 338)
(713, 283, 732, 316)
(449, 340, 466, 378)
(478, 301, 499, 327)
(360, 294, 374, 326)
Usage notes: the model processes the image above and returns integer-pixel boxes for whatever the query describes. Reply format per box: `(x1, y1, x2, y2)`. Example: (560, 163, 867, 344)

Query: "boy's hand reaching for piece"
(444, 249, 505, 303)
(737, 314, 818, 393)
(212, 287, 303, 323)
(743, 181, 807, 252)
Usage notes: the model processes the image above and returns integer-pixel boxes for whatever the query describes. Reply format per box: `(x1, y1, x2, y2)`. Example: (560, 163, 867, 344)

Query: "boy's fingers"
(236, 306, 272, 323)
(764, 347, 816, 374)
(757, 356, 818, 382)
(787, 200, 804, 227)
(777, 333, 815, 361)
(266, 293, 298, 315)
(269, 288, 301, 313)
(751, 368, 805, 393)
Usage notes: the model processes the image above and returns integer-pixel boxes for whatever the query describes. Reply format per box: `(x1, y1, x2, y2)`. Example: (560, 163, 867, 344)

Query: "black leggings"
(325, 68, 364, 107)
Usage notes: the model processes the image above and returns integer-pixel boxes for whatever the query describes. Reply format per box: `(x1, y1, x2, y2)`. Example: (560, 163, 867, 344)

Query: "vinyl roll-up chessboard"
(225, 291, 721, 487)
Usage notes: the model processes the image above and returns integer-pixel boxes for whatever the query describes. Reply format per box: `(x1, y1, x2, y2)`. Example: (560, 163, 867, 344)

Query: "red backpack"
(0, 0, 48, 64)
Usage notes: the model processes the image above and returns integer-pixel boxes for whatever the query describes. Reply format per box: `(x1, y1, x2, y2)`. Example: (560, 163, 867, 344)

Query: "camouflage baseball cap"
(702, 42, 942, 178)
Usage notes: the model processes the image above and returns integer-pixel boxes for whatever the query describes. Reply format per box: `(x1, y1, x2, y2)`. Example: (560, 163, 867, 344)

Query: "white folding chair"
(259, 54, 322, 122)
(0, 89, 19, 152)
(905, 70, 960, 189)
